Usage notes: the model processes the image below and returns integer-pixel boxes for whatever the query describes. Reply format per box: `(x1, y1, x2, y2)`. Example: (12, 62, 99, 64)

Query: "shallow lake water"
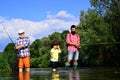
(0, 67, 120, 80)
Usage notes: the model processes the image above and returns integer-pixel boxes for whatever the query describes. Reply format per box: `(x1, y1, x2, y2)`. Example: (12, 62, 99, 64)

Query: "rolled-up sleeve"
(66, 33, 71, 44)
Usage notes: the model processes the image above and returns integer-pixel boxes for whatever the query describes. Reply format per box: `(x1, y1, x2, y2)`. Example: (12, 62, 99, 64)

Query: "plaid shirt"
(15, 37, 30, 57)
(66, 33, 80, 51)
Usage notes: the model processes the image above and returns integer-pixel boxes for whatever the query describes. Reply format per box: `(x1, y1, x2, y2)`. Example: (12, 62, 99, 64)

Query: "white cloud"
(0, 10, 79, 51)
(47, 10, 79, 21)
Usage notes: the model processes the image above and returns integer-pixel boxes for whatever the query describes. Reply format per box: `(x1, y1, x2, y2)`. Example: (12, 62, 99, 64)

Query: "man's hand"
(75, 44, 80, 47)
(16, 45, 24, 50)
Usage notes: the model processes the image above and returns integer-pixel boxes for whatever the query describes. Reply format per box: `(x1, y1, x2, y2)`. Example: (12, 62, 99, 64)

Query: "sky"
(0, 0, 91, 52)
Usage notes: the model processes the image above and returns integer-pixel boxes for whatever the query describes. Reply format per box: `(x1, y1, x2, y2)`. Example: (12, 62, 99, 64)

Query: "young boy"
(50, 42, 61, 72)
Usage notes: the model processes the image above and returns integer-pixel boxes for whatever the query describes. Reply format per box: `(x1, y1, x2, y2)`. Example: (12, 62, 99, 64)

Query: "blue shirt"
(15, 37, 30, 57)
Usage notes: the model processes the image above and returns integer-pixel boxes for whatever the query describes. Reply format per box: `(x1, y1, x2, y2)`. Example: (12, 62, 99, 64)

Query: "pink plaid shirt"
(66, 33, 80, 51)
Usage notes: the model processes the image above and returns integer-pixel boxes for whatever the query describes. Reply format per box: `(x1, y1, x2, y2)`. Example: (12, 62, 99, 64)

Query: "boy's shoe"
(52, 68, 57, 72)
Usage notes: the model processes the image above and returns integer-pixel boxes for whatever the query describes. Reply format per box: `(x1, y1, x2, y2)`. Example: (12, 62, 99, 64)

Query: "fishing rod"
(1, 23, 14, 43)
(1, 23, 18, 75)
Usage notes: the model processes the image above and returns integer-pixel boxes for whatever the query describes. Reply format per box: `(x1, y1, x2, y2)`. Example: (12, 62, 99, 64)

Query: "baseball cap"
(18, 29, 24, 34)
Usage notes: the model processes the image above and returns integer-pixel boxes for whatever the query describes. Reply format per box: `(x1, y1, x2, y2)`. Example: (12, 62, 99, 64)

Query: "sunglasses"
(18, 32, 24, 35)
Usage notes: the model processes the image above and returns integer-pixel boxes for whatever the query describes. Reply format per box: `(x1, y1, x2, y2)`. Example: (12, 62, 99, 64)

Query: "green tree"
(30, 37, 51, 67)
(77, 9, 115, 66)
(90, 0, 120, 40)
(0, 43, 17, 71)
(89, 0, 120, 66)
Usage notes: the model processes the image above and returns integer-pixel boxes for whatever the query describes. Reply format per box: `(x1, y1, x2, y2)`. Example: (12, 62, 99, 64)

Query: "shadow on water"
(0, 67, 120, 80)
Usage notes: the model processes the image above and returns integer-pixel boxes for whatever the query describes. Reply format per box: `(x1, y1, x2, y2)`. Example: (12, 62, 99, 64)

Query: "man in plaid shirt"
(65, 25, 80, 70)
(15, 30, 30, 72)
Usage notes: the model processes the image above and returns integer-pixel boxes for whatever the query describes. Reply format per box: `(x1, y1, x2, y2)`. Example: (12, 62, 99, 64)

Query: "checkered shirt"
(15, 37, 30, 57)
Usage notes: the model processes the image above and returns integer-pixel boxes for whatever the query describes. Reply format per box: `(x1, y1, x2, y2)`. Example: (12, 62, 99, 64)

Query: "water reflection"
(18, 72, 30, 80)
(52, 72, 60, 80)
(0, 67, 120, 80)
(68, 70, 80, 80)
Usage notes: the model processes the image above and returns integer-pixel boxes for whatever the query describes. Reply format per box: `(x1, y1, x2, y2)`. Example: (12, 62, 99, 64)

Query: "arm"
(50, 52, 53, 57)
(50, 49, 53, 57)
(15, 37, 30, 50)
(66, 33, 76, 46)
(57, 45, 61, 53)
(15, 39, 24, 50)
(15, 45, 24, 50)
(75, 34, 80, 48)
